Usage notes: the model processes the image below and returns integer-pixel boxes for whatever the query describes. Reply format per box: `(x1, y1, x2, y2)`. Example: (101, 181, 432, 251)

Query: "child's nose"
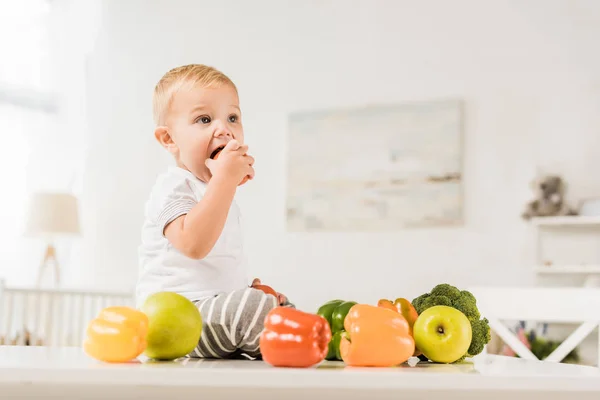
(213, 123, 233, 138)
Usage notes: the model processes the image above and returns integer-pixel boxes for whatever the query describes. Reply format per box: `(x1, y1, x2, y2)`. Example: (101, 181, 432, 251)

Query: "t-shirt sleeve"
(149, 176, 198, 234)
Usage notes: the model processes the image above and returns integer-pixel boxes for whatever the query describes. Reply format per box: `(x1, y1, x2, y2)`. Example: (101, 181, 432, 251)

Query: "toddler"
(136, 64, 289, 360)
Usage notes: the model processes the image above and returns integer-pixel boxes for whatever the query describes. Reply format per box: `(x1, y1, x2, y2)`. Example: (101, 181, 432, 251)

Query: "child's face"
(164, 83, 243, 182)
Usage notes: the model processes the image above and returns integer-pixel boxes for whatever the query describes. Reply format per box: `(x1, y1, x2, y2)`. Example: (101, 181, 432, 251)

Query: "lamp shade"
(24, 192, 81, 237)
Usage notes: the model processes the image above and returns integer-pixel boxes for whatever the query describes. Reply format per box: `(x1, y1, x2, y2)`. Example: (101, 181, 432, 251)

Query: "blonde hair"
(152, 64, 237, 125)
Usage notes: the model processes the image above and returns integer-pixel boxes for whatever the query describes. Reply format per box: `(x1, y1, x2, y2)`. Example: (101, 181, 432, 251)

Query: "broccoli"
(467, 318, 491, 357)
(412, 283, 491, 361)
(411, 293, 429, 311)
(419, 295, 452, 310)
(453, 291, 480, 321)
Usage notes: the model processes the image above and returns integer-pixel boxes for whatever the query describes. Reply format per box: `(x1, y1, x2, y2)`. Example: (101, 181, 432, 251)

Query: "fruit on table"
(340, 304, 415, 367)
(317, 299, 356, 360)
(412, 283, 491, 360)
(412, 305, 472, 364)
(213, 149, 249, 185)
(260, 307, 331, 368)
(140, 292, 203, 360)
(83, 306, 148, 363)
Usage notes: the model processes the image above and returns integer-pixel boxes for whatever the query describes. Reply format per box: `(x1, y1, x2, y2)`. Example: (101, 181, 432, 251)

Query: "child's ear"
(154, 126, 177, 155)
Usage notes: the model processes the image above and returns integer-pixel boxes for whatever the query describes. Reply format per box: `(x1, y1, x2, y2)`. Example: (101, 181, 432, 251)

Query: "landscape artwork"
(285, 99, 464, 231)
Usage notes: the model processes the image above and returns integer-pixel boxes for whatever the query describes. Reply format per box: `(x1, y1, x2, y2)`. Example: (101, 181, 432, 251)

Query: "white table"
(1, 346, 599, 399)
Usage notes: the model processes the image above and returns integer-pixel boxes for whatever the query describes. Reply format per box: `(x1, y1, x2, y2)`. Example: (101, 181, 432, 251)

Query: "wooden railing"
(0, 280, 134, 347)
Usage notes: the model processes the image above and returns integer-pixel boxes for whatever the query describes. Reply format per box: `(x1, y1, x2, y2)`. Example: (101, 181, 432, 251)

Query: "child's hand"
(206, 140, 254, 185)
(276, 292, 289, 307)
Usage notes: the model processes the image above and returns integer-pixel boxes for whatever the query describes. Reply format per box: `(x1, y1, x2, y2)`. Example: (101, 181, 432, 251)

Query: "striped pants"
(188, 287, 280, 359)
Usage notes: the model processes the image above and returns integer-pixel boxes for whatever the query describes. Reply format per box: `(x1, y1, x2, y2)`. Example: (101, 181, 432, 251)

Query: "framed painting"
(286, 99, 464, 231)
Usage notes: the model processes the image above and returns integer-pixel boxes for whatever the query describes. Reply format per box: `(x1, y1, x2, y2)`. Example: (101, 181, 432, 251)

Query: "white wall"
(60, 0, 600, 312)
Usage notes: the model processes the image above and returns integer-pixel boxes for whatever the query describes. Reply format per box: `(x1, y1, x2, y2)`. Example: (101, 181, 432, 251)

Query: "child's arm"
(164, 140, 254, 259)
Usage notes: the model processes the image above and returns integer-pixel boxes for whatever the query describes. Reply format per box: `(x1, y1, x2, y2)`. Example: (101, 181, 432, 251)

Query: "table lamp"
(24, 192, 81, 287)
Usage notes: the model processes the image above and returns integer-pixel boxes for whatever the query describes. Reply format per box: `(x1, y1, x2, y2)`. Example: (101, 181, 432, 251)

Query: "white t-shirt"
(136, 166, 248, 308)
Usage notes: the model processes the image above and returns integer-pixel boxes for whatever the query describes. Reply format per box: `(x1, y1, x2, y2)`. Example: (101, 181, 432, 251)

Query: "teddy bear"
(522, 175, 578, 220)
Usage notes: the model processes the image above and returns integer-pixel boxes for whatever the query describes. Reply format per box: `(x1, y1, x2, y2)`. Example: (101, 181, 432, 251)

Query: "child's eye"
(197, 115, 211, 124)
(228, 114, 238, 123)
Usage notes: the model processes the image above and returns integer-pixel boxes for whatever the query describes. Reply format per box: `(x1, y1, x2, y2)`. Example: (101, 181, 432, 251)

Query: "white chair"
(0, 279, 134, 347)
(468, 286, 600, 366)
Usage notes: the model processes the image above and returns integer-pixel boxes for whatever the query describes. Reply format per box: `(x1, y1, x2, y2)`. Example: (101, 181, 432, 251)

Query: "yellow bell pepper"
(83, 306, 148, 363)
(340, 304, 415, 367)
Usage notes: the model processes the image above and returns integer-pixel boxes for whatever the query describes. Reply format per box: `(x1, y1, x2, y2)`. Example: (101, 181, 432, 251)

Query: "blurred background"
(1, 0, 599, 362)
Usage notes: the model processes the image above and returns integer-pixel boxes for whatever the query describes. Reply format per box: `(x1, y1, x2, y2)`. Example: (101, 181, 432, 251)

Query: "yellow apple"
(413, 305, 472, 363)
(141, 292, 203, 360)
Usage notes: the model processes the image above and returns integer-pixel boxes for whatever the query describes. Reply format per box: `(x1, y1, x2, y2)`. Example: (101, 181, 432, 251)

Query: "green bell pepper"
(325, 333, 338, 360)
(317, 299, 344, 327)
(332, 330, 349, 360)
(331, 301, 357, 333)
(317, 299, 356, 360)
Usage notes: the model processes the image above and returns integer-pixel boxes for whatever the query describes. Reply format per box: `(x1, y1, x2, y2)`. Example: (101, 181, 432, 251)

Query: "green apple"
(413, 305, 472, 363)
(140, 292, 203, 360)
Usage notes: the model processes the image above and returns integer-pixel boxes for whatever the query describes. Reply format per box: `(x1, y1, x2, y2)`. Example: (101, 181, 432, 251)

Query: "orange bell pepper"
(83, 306, 149, 363)
(340, 304, 415, 367)
(377, 298, 419, 333)
(378, 297, 421, 357)
(260, 307, 331, 368)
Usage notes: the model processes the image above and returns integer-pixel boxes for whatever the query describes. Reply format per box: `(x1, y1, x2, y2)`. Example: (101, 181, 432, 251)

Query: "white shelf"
(534, 265, 600, 274)
(531, 216, 600, 227)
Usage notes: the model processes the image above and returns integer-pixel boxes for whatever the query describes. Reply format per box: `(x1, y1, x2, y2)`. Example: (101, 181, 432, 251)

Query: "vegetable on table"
(411, 283, 491, 361)
(317, 299, 344, 327)
(83, 306, 149, 363)
(330, 330, 349, 361)
(340, 304, 415, 367)
(378, 297, 421, 356)
(317, 300, 357, 360)
(331, 301, 357, 333)
(260, 307, 331, 368)
(377, 297, 419, 332)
